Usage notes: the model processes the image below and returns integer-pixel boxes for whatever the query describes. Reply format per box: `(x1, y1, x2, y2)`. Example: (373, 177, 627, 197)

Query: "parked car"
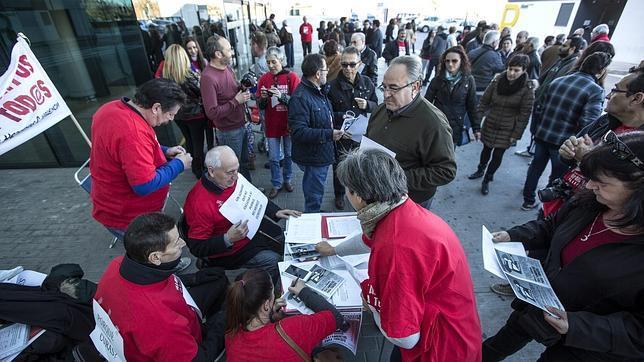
(417, 16, 440, 32)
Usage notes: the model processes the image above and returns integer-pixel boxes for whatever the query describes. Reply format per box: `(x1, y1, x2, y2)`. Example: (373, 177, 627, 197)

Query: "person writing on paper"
(94, 212, 228, 361)
(256, 46, 301, 199)
(366, 55, 456, 210)
(328, 45, 378, 210)
(315, 149, 481, 361)
(224, 269, 348, 361)
(183, 146, 301, 285)
(483, 131, 644, 361)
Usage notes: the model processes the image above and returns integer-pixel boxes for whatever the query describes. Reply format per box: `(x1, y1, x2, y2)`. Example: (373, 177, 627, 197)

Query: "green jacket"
(366, 95, 456, 202)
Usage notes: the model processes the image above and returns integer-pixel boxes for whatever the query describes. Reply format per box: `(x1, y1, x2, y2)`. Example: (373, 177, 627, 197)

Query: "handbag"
(275, 321, 312, 362)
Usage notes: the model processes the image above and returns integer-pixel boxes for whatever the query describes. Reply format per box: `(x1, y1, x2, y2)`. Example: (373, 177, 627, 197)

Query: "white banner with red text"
(0, 35, 72, 155)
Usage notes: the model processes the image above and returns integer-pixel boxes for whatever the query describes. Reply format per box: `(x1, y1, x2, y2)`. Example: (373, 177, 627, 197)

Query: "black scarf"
(496, 72, 527, 96)
(119, 254, 180, 285)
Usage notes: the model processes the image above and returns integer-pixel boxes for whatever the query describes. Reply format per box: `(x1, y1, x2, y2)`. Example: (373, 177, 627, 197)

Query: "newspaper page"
(286, 243, 320, 262)
(340, 114, 369, 142)
(0, 324, 28, 360)
(505, 274, 565, 314)
(321, 309, 363, 355)
(359, 136, 396, 158)
(495, 249, 549, 285)
(481, 225, 527, 279)
(306, 265, 345, 299)
(218, 174, 268, 239)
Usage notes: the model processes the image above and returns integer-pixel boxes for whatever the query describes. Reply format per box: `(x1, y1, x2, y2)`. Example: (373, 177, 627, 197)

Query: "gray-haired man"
(366, 56, 456, 209)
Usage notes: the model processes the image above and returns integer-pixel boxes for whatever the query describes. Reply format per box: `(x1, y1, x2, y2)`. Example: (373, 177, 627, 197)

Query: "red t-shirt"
(183, 179, 250, 258)
(299, 23, 313, 42)
(561, 215, 631, 266)
(360, 199, 482, 361)
(397, 40, 406, 56)
(90, 100, 169, 229)
(256, 71, 301, 138)
(225, 311, 336, 362)
(94, 257, 202, 361)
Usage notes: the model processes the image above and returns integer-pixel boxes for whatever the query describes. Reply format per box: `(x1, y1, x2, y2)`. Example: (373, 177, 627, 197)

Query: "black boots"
(481, 174, 493, 195)
(469, 164, 486, 179)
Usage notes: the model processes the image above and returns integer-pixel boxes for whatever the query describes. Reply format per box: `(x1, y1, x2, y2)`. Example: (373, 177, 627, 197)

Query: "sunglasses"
(602, 130, 644, 170)
(341, 62, 360, 68)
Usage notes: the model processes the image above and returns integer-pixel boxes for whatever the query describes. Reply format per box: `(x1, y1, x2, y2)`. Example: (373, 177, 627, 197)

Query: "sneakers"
(334, 195, 345, 210)
(174, 257, 192, 273)
(267, 187, 280, 199)
(490, 283, 514, 296)
(521, 201, 539, 210)
(515, 150, 533, 158)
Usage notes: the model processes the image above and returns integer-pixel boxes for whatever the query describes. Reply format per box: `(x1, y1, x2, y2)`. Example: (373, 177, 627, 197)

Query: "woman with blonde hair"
(160, 44, 211, 178)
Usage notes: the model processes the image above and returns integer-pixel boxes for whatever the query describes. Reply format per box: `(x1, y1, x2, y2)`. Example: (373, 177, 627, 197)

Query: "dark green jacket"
(366, 95, 456, 202)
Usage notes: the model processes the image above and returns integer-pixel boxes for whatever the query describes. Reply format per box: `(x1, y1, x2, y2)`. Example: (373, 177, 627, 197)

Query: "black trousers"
(302, 41, 312, 56)
(175, 118, 213, 178)
(479, 145, 507, 180)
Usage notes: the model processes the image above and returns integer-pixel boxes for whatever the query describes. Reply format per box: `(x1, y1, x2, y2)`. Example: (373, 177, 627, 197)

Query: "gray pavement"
(5, 28, 634, 360)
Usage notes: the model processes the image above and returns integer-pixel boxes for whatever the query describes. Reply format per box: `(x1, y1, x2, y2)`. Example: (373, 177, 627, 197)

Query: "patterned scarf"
(357, 197, 407, 238)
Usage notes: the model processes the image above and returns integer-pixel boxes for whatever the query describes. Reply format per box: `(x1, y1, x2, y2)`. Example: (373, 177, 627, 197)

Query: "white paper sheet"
(482, 225, 526, 280)
(218, 174, 268, 240)
(325, 216, 361, 238)
(359, 136, 396, 158)
(2, 270, 47, 287)
(90, 300, 126, 362)
(285, 213, 322, 244)
(0, 324, 28, 359)
(340, 114, 369, 142)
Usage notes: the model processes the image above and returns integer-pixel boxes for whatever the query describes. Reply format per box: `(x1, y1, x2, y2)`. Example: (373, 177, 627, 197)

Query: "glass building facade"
(0, 0, 270, 168)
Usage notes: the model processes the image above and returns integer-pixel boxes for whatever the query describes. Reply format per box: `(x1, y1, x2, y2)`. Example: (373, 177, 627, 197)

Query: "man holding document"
(183, 146, 301, 285)
(328, 46, 378, 210)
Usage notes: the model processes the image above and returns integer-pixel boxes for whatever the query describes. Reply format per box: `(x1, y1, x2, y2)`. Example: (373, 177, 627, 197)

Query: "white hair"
(389, 55, 423, 83)
(527, 36, 540, 50)
(351, 32, 365, 42)
(483, 30, 500, 46)
(592, 24, 609, 36)
(266, 46, 287, 67)
(204, 146, 235, 168)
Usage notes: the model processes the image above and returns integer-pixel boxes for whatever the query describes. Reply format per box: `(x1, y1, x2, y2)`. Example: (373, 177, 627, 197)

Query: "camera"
(239, 71, 258, 92)
(537, 179, 574, 202)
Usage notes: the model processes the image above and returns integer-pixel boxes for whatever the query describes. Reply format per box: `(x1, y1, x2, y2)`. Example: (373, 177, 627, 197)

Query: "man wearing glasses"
(289, 54, 345, 212)
(328, 46, 378, 209)
(366, 56, 456, 210)
(350, 32, 378, 85)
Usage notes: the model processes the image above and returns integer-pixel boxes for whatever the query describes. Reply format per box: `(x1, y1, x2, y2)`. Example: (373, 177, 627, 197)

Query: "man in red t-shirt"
(183, 146, 300, 285)
(299, 16, 313, 56)
(94, 212, 227, 361)
(382, 29, 410, 65)
(90, 78, 192, 240)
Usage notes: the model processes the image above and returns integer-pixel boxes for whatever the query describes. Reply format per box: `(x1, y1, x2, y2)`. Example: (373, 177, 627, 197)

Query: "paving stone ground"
(0, 27, 630, 360)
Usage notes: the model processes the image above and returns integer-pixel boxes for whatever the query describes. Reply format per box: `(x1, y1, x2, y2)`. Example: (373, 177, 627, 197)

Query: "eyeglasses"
(444, 59, 460, 64)
(609, 87, 628, 95)
(378, 81, 416, 94)
(341, 62, 360, 68)
(602, 130, 644, 170)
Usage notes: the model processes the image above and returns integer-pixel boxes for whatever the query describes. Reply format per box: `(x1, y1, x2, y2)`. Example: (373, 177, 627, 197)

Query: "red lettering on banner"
(15, 55, 34, 78)
(0, 79, 53, 123)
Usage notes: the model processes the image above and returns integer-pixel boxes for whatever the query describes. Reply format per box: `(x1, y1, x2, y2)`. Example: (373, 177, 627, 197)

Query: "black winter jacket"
(176, 71, 205, 121)
(328, 72, 378, 129)
(425, 73, 481, 145)
(506, 199, 644, 360)
(288, 78, 335, 166)
(360, 47, 378, 86)
(429, 33, 448, 59)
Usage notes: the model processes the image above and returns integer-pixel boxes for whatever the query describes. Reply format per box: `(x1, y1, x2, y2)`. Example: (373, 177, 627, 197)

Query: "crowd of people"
(9, 10, 642, 362)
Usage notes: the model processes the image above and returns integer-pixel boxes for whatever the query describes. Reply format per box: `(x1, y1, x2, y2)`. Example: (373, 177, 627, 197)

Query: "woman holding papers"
(483, 131, 644, 361)
(315, 149, 482, 361)
(224, 269, 347, 361)
(257, 47, 301, 199)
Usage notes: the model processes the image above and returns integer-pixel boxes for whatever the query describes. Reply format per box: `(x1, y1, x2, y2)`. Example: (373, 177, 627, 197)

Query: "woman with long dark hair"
(469, 53, 535, 195)
(483, 130, 644, 361)
(184, 36, 207, 74)
(224, 269, 347, 361)
(425, 45, 480, 147)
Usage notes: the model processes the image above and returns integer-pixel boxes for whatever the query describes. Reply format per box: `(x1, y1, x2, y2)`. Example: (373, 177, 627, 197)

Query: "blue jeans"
(240, 249, 280, 286)
(267, 136, 292, 188)
(522, 140, 568, 203)
(284, 42, 294, 68)
(217, 126, 251, 181)
(297, 163, 329, 212)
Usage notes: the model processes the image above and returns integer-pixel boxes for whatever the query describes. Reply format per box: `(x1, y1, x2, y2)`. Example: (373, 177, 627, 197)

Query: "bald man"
(182, 146, 301, 284)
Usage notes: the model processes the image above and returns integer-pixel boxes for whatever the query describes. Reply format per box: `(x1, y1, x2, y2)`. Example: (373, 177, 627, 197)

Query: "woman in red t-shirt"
(224, 269, 347, 361)
(485, 130, 644, 361)
(256, 47, 301, 199)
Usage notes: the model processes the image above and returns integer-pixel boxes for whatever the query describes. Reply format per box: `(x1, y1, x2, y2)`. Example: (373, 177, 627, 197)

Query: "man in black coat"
(382, 29, 409, 65)
(369, 20, 384, 59)
(350, 32, 378, 85)
(523, 37, 541, 80)
(428, 26, 449, 81)
(327, 46, 378, 209)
